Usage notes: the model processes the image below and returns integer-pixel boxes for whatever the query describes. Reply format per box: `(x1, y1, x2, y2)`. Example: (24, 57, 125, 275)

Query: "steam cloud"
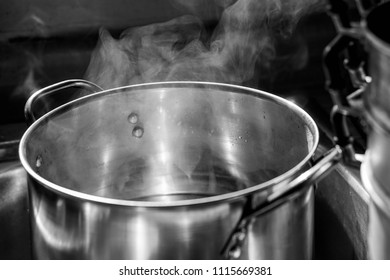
(85, 0, 325, 89)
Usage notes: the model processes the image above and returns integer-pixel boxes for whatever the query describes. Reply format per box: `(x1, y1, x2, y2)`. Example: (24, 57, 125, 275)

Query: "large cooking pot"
(19, 80, 342, 259)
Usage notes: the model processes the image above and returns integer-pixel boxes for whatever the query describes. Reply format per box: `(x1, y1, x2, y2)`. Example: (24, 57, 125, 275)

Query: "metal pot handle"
(221, 146, 343, 259)
(24, 79, 103, 124)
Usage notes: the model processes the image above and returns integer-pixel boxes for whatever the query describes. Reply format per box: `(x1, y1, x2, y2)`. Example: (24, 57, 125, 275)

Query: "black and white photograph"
(0, 0, 389, 278)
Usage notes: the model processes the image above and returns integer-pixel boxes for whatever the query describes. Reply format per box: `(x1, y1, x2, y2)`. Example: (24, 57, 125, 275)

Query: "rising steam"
(85, 0, 325, 89)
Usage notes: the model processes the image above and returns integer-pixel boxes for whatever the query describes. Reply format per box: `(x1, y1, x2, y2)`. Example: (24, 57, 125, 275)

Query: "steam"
(11, 53, 42, 100)
(85, 0, 326, 89)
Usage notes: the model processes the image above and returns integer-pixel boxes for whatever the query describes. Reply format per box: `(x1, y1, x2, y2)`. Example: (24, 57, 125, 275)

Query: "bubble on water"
(36, 155, 42, 168)
(132, 126, 144, 138)
(128, 112, 139, 124)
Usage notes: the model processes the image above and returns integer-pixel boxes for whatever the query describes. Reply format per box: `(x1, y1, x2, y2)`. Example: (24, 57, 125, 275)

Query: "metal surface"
(314, 143, 369, 259)
(0, 147, 369, 260)
(222, 146, 342, 258)
(0, 162, 30, 259)
(364, 116, 390, 198)
(361, 158, 390, 259)
(20, 81, 324, 259)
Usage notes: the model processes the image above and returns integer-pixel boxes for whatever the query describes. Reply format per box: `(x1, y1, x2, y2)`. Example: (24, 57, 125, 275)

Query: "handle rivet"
(132, 126, 144, 138)
(128, 112, 139, 124)
(228, 246, 242, 259)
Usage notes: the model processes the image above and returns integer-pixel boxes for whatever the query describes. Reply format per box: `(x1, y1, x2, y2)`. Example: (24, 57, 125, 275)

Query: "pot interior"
(22, 83, 317, 202)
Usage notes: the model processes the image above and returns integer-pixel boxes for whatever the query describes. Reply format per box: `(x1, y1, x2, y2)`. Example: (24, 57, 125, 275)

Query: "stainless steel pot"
(19, 80, 342, 259)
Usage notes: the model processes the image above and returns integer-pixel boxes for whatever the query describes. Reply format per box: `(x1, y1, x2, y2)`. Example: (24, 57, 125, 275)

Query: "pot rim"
(19, 81, 319, 207)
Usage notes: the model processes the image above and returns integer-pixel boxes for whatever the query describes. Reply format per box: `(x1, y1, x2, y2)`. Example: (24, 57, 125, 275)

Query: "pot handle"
(221, 146, 343, 259)
(24, 79, 103, 124)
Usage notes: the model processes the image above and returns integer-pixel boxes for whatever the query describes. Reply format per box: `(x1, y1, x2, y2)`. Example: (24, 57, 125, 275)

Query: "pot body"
(364, 123, 390, 196)
(361, 159, 390, 259)
(28, 177, 313, 259)
(362, 2, 390, 198)
(20, 82, 318, 259)
(364, 119, 390, 259)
